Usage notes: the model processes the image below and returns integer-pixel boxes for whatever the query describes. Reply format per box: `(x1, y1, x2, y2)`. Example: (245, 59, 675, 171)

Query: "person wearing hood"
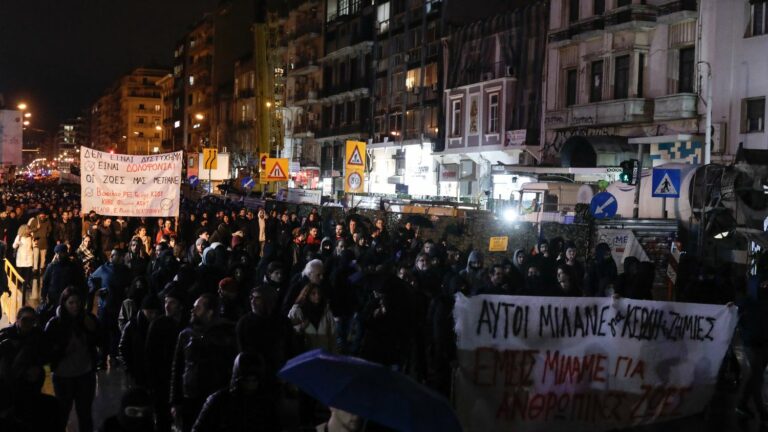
(194, 244, 226, 296)
(191, 353, 281, 432)
(44, 287, 103, 432)
(557, 241, 585, 294)
(510, 249, 528, 287)
(99, 387, 155, 432)
(119, 294, 163, 386)
(458, 250, 488, 294)
(146, 285, 187, 432)
(170, 293, 238, 432)
(584, 243, 618, 297)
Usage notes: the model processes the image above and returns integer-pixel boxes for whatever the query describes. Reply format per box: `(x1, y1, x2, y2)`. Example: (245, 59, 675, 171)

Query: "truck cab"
(509, 182, 593, 224)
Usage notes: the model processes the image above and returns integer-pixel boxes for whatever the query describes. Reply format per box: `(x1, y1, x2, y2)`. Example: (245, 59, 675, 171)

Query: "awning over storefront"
(559, 135, 632, 168)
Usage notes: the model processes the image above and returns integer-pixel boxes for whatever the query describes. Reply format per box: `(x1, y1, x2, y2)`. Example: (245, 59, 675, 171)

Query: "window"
(451, 99, 462, 137)
(637, 53, 645, 97)
(751, 1, 767, 36)
(565, 68, 577, 107)
(377, 2, 390, 33)
(744, 98, 765, 133)
(594, 0, 605, 15)
(154, 105, 161, 112)
(138, 117, 146, 124)
(174, 120, 181, 129)
(488, 93, 499, 134)
(678, 48, 695, 93)
(189, 76, 195, 86)
(138, 104, 145, 110)
(569, 0, 580, 23)
(590, 61, 603, 102)
(617, 0, 631, 6)
(614, 55, 630, 99)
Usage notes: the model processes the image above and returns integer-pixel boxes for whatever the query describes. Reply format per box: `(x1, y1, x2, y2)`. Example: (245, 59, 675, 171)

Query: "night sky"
(0, 0, 219, 131)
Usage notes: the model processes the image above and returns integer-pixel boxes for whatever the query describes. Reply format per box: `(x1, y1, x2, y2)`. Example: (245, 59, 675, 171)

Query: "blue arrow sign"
(651, 168, 681, 198)
(241, 176, 255, 189)
(590, 192, 618, 219)
(188, 175, 199, 187)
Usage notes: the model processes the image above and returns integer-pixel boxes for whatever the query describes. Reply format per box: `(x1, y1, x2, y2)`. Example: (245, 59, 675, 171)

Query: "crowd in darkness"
(0, 181, 765, 432)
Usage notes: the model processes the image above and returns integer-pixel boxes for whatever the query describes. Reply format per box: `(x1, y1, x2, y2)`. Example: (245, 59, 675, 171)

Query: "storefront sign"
(80, 146, 182, 217)
(454, 294, 738, 432)
(279, 188, 322, 205)
(505, 129, 527, 146)
(439, 164, 459, 182)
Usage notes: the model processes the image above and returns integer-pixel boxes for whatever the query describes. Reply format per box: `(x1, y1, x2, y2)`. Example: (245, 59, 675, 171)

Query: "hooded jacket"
(459, 250, 488, 293)
(191, 353, 281, 432)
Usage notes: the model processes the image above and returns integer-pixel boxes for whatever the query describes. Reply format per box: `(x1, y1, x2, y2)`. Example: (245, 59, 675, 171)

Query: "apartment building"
(317, 0, 375, 194)
(543, 0, 706, 168)
(89, 68, 166, 154)
(436, 2, 548, 200)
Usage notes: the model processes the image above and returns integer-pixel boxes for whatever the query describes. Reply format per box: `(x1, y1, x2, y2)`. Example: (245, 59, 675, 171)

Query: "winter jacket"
(42, 257, 84, 305)
(170, 319, 238, 404)
(118, 312, 153, 386)
(43, 307, 102, 373)
(28, 217, 52, 249)
(288, 303, 335, 353)
(145, 316, 185, 394)
(191, 354, 281, 432)
(13, 232, 34, 268)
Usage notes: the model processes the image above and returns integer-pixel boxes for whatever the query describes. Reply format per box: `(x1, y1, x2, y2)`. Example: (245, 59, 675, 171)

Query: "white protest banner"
(80, 146, 183, 217)
(453, 294, 738, 432)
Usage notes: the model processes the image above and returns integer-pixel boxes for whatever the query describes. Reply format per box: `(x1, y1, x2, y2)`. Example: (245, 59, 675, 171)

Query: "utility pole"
(253, 0, 271, 194)
(698, 61, 713, 165)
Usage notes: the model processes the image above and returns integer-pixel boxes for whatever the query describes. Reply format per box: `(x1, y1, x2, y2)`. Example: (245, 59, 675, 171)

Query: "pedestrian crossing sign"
(265, 158, 289, 182)
(651, 168, 680, 198)
(345, 140, 366, 169)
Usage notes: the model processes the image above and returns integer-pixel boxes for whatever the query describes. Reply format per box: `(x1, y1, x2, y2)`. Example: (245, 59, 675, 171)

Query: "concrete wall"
(708, 0, 768, 154)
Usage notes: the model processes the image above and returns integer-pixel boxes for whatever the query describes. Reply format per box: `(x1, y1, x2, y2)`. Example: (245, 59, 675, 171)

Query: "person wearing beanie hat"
(119, 294, 162, 386)
(218, 277, 246, 322)
(53, 243, 68, 255)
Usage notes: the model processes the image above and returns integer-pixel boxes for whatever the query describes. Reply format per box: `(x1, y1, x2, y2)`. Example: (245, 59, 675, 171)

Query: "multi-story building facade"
(55, 116, 88, 166)
(231, 54, 258, 168)
(89, 68, 166, 154)
(435, 3, 548, 200)
(156, 74, 176, 153)
(182, 16, 215, 153)
(317, 0, 375, 194)
(708, 0, 768, 157)
(281, 0, 324, 188)
(366, 0, 443, 196)
(543, 0, 708, 169)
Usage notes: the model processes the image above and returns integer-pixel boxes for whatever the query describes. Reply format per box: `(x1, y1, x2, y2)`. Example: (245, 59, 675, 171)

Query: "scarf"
(77, 244, 95, 263)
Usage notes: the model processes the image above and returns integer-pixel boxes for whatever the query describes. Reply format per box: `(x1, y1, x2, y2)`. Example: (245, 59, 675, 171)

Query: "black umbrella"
(405, 214, 434, 229)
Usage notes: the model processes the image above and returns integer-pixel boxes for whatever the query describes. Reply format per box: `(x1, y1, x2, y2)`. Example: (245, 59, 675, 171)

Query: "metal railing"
(1, 259, 25, 324)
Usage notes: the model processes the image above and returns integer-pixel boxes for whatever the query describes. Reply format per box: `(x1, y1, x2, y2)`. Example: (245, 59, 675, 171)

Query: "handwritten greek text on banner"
(453, 294, 738, 432)
(80, 146, 183, 217)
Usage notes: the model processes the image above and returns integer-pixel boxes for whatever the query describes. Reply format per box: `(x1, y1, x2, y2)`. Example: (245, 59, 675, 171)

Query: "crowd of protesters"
(0, 181, 765, 431)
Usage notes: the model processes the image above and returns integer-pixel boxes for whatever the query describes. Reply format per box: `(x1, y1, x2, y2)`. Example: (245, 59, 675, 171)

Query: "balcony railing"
(455, 61, 515, 88)
(317, 122, 369, 138)
(293, 88, 318, 102)
(549, 16, 605, 43)
(659, 0, 697, 14)
(604, 6, 657, 27)
(236, 88, 255, 99)
(320, 80, 370, 98)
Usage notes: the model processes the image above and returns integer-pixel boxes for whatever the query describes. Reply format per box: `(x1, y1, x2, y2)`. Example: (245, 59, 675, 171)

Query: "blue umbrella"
(278, 349, 462, 432)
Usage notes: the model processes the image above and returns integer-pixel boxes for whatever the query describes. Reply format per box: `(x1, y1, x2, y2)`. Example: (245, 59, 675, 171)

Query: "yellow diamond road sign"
(203, 148, 218, 170)
(265, 158, 289, 182)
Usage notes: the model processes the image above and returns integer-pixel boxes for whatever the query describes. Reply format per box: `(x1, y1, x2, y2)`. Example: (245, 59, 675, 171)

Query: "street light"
(24, 112, 31, 118)
(17, 103, 27, 111)
(195, 113, 204, 121)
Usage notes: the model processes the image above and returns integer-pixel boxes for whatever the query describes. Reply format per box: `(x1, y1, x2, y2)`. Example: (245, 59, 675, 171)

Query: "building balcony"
(292, 21, 322, 39)
(546, 98, 654, 128)
(319, 82, 370, 100)
(452, 61, 516, 89)
(288, 57, 320, 76)
(604, 4, 658, 31)
(293, 89, 319, 105)
(548, 16, 605, 44)
(653, 93, 698, 121)
(236, 88, 255, 99)
(317, 122, 369, 139)
(657, 0, 698, 24)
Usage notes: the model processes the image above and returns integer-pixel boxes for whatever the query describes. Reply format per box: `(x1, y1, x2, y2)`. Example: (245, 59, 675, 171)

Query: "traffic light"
(619, 159, 639, 185)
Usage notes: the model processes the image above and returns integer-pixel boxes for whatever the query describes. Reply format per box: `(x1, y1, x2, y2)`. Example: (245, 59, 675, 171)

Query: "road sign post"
(590, 192, 618, 219)
(651, 168, 681, 198)
(203, 148, 218, 194)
